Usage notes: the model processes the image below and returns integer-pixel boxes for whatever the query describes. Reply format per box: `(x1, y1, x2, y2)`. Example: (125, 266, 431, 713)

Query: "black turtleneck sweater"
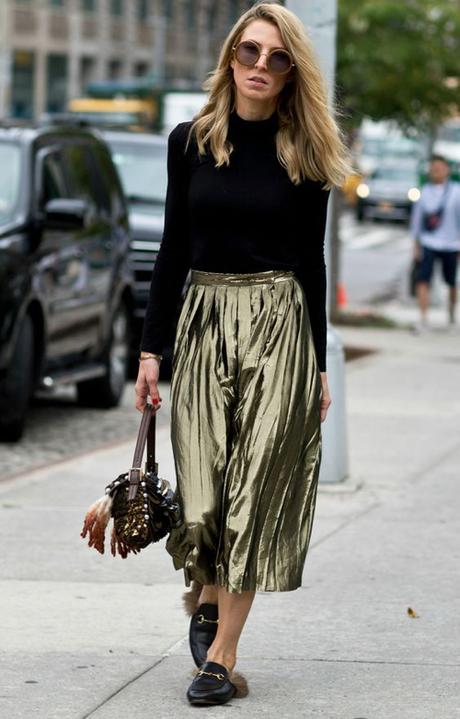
(141, 110, 331, 371)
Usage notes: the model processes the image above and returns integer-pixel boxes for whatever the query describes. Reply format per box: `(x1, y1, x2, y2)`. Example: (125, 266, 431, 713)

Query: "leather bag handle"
(128, 404, 157, 500)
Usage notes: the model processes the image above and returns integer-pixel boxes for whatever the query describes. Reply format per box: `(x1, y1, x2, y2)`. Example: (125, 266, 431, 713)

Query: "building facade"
(0, 0, 254, 120)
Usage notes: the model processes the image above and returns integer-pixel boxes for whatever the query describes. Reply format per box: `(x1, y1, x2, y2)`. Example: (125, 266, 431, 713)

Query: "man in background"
(410, 155, 460, 332)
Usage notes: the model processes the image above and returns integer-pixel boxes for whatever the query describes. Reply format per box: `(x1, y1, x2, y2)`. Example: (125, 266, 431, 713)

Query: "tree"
(336, 0, 460, 135)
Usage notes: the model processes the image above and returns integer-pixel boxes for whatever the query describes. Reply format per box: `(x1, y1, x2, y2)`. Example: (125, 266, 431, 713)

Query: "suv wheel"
(77, 304, 129, 408)
(0, 315, 34, 442)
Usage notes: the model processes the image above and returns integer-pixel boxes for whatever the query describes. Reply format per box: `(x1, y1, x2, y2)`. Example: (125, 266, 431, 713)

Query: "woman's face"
(230, 19, 293, 110)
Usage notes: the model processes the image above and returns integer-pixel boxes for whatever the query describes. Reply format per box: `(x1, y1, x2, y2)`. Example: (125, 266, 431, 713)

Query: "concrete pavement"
(1, 322, 459, 719)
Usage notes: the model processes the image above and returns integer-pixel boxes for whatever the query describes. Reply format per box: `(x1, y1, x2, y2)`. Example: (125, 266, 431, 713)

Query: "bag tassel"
(110, 525, 140, 559)
(80, 493, 113, 554)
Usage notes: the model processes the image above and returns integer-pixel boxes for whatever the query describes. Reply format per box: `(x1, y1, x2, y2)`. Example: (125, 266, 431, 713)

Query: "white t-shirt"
(409, 180, 460, 251)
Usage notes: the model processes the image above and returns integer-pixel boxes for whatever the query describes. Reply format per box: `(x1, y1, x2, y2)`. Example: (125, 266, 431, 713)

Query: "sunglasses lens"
(269, 50, 292, 74)
(236, 41, 260, 66)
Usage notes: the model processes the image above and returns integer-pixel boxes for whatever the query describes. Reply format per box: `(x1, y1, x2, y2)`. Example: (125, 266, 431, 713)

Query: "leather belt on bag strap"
(128, 404, 157, 501)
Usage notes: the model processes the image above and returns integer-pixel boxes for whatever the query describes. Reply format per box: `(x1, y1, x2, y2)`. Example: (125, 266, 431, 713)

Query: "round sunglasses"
(232, 39, 295, 76)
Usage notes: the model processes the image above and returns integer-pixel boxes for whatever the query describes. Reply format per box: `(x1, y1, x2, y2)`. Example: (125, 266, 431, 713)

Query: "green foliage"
(337, 0, 460, 132)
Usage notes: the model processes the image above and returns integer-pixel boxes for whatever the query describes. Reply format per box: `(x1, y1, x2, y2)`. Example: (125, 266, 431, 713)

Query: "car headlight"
(408, 187, 420, 202)
(356, 183, 370, 199)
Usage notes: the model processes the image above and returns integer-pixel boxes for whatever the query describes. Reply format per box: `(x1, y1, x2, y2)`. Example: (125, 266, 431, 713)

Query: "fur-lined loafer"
(186, 661, 236, 706)
(183, 582, 219, 668)
(189, 602, 219, 667)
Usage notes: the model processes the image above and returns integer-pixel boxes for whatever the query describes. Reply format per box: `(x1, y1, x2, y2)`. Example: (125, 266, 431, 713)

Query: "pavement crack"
(79, 638, 189, 719)
(409, 439, 460, 485)
(80, 656, 166, 719)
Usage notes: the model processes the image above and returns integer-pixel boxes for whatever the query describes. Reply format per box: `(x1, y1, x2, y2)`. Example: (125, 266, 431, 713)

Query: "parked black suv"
(0, 124, 133, 441)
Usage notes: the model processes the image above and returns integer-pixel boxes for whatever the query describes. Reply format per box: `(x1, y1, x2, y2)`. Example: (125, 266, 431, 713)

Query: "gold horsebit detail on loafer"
(196, 614, 219, 625)
(197, 670, 225, 681)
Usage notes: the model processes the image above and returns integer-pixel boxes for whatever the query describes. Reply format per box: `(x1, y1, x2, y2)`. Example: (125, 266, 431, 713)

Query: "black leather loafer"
(189, 602, 219, 667)
(187, 661, 236, 706)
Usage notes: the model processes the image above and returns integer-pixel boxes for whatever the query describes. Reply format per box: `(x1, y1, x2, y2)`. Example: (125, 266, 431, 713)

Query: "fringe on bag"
(80, 493, 140, 558)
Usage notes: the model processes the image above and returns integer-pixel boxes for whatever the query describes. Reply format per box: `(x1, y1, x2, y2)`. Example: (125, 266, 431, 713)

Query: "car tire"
(77, 303, 129, 409)
(0, 314, 34, 442)
(356, 201, 364, 222)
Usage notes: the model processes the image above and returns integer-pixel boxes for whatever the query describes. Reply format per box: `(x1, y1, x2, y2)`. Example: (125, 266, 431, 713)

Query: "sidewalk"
(1, 323, 459, 719)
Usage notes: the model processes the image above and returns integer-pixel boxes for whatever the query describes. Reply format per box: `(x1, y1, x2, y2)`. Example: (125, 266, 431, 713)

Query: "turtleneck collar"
(228, 108, 279, 139)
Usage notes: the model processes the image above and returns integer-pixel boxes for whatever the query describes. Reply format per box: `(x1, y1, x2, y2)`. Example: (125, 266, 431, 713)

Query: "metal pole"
(285, 0, 349, 484)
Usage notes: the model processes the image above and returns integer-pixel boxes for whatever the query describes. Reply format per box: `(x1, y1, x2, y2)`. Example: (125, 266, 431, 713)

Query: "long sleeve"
(141, 123, 192, 354)
(295, 182, 330, 373)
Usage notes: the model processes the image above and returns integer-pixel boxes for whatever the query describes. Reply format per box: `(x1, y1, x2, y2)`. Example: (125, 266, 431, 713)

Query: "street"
(341, 210, 414, 306)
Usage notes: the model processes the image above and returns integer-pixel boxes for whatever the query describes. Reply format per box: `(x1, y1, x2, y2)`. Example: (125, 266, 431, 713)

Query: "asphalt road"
(340, 209, 414, 306)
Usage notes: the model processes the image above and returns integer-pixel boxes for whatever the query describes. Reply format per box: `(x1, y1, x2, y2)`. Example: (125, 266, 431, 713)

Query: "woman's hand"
(135, 358, 162, 413)
(319, 372, 331, 423)
(413, 241, 422, 261)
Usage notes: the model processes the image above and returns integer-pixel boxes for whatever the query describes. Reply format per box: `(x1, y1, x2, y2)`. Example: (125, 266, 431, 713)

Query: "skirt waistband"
(190, 269, 295, 286)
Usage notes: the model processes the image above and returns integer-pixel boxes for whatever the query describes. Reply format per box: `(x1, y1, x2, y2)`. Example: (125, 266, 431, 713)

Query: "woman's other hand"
(135, 358, 162, 413)
(319, 372, 331, 423)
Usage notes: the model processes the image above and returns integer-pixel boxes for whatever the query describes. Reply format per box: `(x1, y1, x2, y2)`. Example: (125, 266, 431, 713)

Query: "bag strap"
(431, 180, 451, 214)
(128, 404, 157, 500)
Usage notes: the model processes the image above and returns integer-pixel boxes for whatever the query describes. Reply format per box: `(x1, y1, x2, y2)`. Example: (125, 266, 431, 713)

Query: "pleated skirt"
(165, 268, 323, 593)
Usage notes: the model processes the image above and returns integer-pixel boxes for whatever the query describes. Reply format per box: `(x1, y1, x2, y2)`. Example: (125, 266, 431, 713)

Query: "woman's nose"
(254, 52, 269, 71)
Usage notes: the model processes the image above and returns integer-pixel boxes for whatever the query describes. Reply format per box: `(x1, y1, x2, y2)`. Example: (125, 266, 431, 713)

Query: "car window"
(108, 140, 167, 207)
(41, 151, 68, 206)
(61, 144, 98, 214)
(0, 142, 21, 224)
(89, 143, 126, 219)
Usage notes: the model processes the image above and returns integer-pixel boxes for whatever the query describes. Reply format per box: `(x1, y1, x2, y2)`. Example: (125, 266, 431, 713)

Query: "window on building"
(228, 0, 239, 25)
(185, 0, 196, 29)
(49, 0, 65, 7)
(110, 0, 123, 15)
(80, 57, 96, 89)
(108, 59, 122, 80)
(81, 0, 96, 11)
(162, 0, 173, 21)
(46, 54, 68, 113)
(134, 61, 149, 78)
(11, 50, 35, 120)
(137, 0, 149, 21)
(208, 2, 218, 33)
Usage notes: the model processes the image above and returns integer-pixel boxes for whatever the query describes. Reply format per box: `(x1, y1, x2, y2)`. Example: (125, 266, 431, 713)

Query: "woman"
(135, 0, 350, 707)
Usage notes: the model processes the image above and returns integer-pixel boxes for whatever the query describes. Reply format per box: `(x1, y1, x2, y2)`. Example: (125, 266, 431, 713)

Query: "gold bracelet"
(139, 352, 163, 362)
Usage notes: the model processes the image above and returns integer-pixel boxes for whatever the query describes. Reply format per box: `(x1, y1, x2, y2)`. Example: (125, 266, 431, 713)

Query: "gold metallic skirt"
(165, 269, 322, 593)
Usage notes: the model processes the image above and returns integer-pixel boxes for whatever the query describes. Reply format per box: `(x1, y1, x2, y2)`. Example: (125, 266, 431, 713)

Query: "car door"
(61, 141, 116, 352)
(35, 145, 93, 363)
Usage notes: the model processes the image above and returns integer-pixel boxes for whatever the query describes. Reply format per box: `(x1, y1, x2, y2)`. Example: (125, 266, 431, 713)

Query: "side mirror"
(43, 198, 88, 230)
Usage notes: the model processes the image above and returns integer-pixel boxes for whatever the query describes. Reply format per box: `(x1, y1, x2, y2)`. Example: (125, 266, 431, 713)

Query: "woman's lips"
(247, 78, 268, 87)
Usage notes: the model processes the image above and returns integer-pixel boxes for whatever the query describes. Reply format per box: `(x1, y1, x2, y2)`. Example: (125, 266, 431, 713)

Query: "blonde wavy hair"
(185, 0, 351, 189)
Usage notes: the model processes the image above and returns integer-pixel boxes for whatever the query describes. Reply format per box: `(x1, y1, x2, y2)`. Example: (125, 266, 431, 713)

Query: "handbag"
(422, 181, 451, 232)
(80, 404, 182, 558)
(409, 254, 422, 297)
